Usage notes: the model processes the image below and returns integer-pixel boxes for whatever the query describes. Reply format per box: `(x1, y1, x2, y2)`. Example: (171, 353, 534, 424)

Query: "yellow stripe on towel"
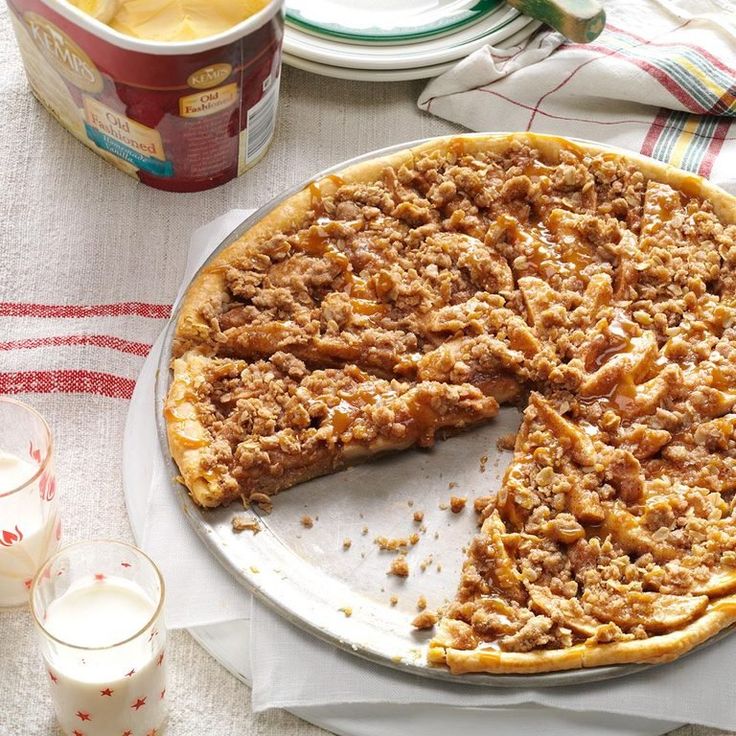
(668, 116, 701, 168)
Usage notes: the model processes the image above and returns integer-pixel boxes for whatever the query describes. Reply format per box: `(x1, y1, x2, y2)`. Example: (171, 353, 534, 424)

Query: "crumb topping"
(231, 515, 261, 534)
(412, 610, 439, 630)
(375, 534, 420, 552)
(170, 137, 736, 666)
(449, 496, 467, 513)
(497, 433, 517, 451)
(389, 555, 410, 578)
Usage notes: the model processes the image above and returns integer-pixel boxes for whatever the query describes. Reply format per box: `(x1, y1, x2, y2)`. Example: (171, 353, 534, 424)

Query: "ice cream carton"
(6, 0, 284, 191)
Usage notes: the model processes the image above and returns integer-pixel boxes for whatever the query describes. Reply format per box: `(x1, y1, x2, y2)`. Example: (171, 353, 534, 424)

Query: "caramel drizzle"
(498, 214, 593, 281)
(584, 314, 638, 372)
(578, 374, 638, 413)
(324, 385, 462, 447)
(307, 174, 346, 218)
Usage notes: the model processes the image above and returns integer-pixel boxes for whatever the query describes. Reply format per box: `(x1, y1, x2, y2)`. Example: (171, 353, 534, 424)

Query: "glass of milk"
(0, 398, 61, 607)
(31, 540, 168, 736)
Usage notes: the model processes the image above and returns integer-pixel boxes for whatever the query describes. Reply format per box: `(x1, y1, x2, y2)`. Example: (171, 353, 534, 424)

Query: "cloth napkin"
(139, 209, 255, 627)
(418, 0, 736, 185)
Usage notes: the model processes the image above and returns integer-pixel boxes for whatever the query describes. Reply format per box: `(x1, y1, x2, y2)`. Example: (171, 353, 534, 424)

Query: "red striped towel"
(0, 200, 249, 403)
(0, 303, 170, 400)
(419, 0, 736, 186)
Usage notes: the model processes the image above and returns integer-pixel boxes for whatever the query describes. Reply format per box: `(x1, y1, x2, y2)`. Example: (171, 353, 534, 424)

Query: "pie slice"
(429, 394, 736, 674)
(166, 132, 736, 675)
(186, 224, 523, 384)
(165, 350, 499, 508)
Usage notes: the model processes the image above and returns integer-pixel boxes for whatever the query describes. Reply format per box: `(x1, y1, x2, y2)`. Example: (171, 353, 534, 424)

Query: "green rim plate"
(285, 0, 503, 43)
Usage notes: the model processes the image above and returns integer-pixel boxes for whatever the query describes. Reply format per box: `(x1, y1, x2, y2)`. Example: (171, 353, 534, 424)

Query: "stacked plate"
(282, 0, 542, 82)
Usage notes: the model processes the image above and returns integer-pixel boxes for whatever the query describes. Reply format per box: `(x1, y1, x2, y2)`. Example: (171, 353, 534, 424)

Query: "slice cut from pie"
(165, 132, 736, 674)
(165, 350, 499, 508)
(429, 394, 736, 673)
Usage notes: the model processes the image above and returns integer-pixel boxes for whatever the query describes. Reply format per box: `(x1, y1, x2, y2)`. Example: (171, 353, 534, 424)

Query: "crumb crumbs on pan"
(231, 515, 261, 534)
(248, 492, 273, 514)
(301, 515, 314, 528)
(419, 555, 433, 572)
(388, 554, 409, 577)
(249, 566, 260, 574)
(438, 502, 449, 510)
(339, 606, 352, 617)
(411, 609, 438, 630)
(361, 526, 369, 536)
(436, 564, 442, 573)
(413, 510, 424, 523)
(448, 481, 458, 489)
(496, 432, 517, 451)
(408, 499, 414, 507)
(449, 496, 467, 513)
(389, 595, 398, 607)
(479, 454, 488, 473)
(417, 595, 427, 611)
(374, 534, 420, 551)
(343, 538, 352, 550)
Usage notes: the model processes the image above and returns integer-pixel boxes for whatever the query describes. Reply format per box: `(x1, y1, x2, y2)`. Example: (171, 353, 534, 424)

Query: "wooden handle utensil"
(506, 0, 606, 43)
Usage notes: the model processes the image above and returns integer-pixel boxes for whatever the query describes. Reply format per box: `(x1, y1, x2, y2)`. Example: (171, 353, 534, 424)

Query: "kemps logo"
(188, 63, 233, 90)
(24, 12, 103, 94)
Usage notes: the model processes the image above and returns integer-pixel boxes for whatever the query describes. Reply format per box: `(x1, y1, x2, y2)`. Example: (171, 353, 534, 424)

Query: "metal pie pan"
(154, 133, 734, 687)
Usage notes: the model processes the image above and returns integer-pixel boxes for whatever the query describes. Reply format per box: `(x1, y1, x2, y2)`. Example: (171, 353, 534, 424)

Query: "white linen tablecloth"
(0, 0, 732, 733)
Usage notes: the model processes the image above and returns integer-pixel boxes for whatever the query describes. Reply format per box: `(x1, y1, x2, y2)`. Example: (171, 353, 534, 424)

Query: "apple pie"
(165, 133, 736, 674)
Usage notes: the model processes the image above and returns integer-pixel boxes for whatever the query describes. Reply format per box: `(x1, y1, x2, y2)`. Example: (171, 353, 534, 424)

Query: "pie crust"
(165, 133, 736, 674)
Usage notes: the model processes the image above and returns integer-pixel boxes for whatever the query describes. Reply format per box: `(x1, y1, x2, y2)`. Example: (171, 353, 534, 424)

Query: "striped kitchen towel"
(0, 302, 169, 400)
(418, 0, 736, 186)
(0, 206, 249, 403)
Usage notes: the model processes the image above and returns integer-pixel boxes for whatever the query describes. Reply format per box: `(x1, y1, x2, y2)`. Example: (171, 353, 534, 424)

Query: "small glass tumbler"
(0, 397, 60, 607)
(31, 540, 168, 736)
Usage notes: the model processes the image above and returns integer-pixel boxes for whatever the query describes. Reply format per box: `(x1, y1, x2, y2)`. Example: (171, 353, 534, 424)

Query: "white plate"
(282, 52, 456, 82)
(283, 20, 543, 82)
(283, 7, 531, 70)
(285, 0, 503, 43)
